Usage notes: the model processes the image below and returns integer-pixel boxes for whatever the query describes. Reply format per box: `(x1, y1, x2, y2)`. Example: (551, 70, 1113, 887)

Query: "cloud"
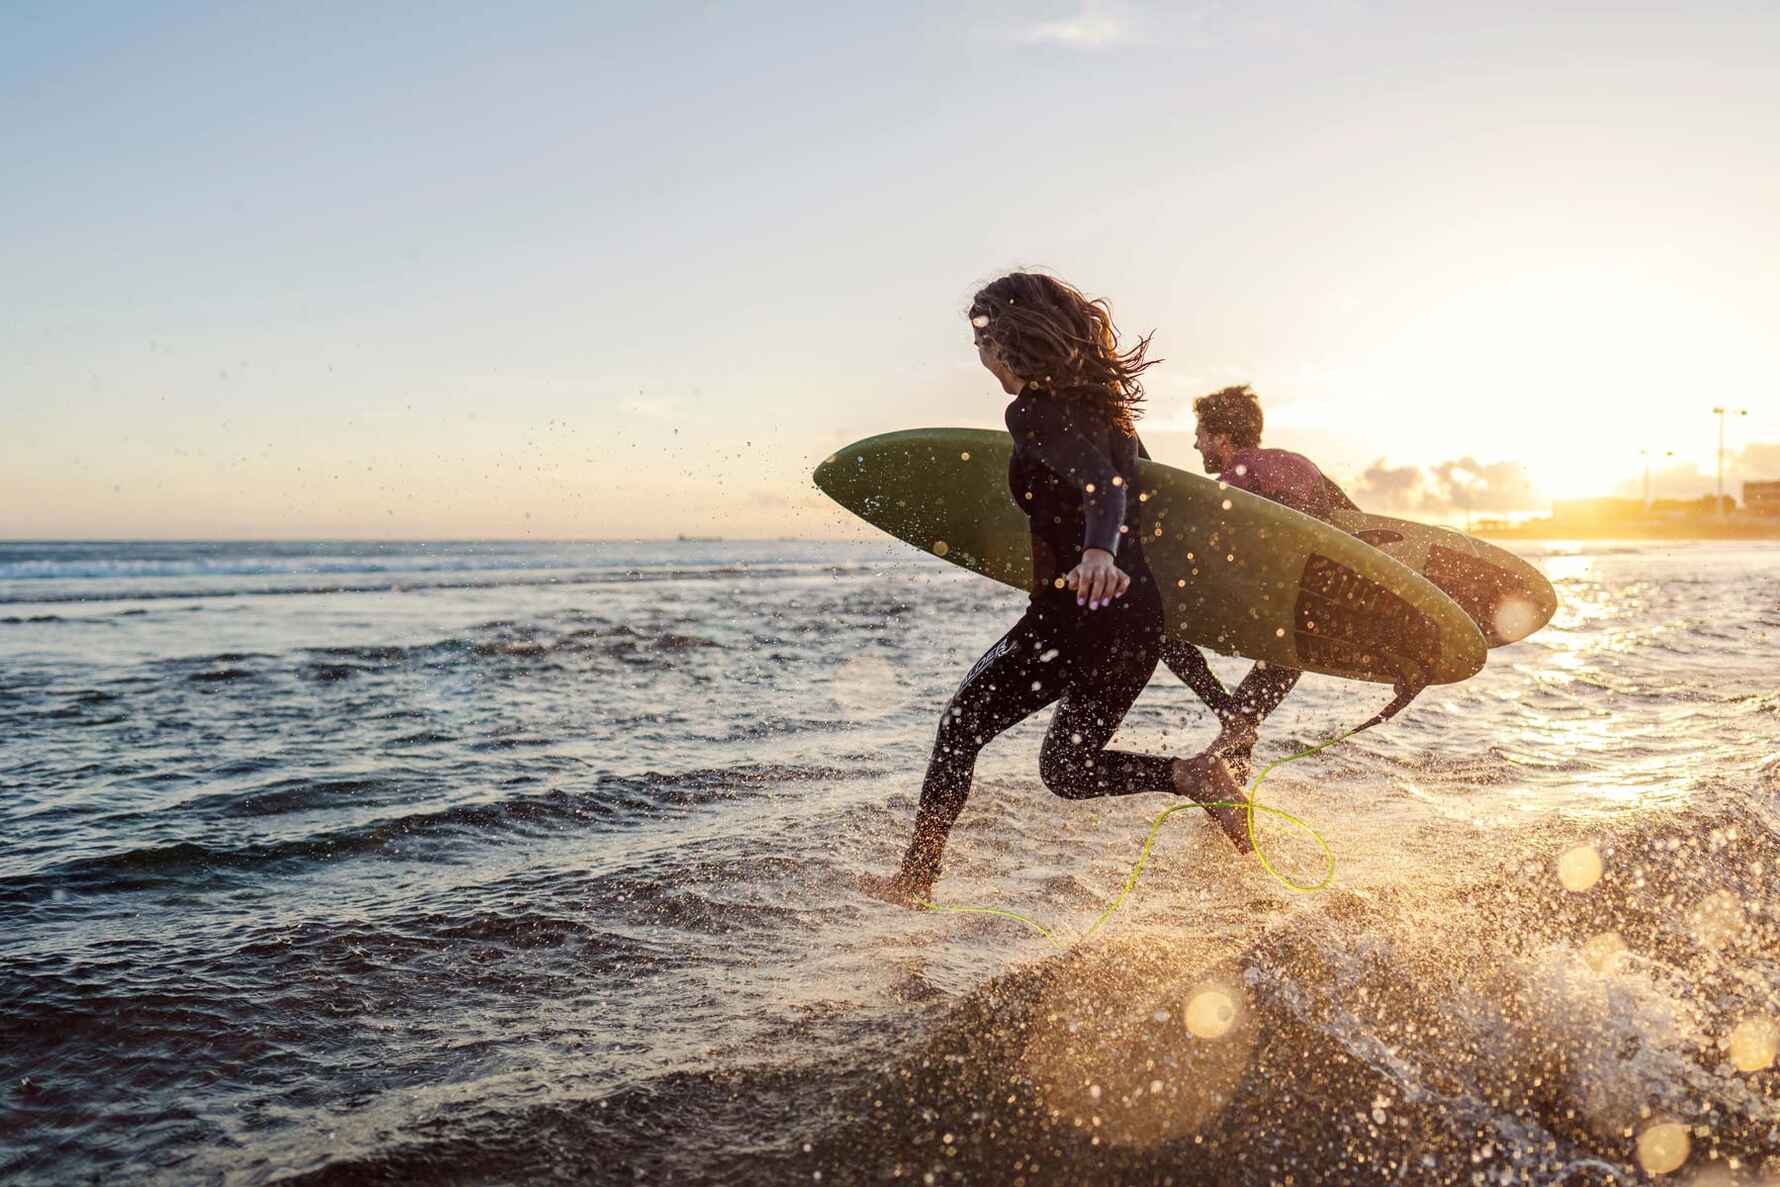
(1016, 2, 1133, 48)
(1353, 459, 1423, 511)
(1352, 456, 1537, 513)
(1425, 456, 1537, 513)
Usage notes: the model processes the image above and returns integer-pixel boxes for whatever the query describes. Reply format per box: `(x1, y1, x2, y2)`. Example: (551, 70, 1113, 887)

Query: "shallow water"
(2, 539, 1777, 1185)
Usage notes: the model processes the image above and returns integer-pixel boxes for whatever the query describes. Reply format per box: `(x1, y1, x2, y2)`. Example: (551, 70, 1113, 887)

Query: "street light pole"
(1641, 448, 1674, 510)
(1712, 406, 1749, 516)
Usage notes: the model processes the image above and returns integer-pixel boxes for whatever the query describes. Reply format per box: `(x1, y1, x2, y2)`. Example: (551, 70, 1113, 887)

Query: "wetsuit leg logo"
(960, 636, 1019, 691)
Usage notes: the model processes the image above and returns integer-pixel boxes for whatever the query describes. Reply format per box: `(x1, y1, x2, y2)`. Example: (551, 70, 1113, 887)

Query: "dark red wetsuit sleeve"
(1225, 449, 1336, 521)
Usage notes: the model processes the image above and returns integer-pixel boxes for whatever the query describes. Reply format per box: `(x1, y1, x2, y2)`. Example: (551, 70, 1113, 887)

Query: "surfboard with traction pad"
(814, 428, 1514, 687)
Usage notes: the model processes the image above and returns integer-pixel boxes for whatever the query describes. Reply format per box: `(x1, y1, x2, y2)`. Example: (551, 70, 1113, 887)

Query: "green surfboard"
(814, 428, 1488, 687)
(1326, 511, 1557, 647)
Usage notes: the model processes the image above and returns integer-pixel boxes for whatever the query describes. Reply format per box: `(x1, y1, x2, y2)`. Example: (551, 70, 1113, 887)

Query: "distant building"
(1551, 498, 1643, 522)
(1746, 480, 1780, 516)
(1651, 495, 1731, 516)
(1552, 495, 1730, 522)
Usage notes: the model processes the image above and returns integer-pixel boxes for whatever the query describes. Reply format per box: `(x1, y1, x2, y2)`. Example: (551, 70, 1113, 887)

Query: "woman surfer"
(861, 273, 1248, 909)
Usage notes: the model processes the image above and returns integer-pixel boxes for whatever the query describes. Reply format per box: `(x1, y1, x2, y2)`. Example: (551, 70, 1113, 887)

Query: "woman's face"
(972, 317, 1026, 395)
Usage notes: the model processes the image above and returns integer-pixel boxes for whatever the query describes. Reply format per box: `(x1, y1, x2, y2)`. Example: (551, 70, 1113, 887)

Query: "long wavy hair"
(967, 272, 1159, 435)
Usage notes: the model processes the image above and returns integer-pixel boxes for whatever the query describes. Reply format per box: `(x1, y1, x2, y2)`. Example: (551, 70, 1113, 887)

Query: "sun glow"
(1298, 237, 1765, 508)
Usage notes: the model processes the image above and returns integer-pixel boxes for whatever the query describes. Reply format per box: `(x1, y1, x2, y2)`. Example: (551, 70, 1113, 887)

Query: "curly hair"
(1191, 384, 1263, 450)
(967, 272, 1159, 435)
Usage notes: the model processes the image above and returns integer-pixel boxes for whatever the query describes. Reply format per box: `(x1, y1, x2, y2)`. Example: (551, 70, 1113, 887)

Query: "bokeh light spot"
(1636, 1120, 1691, 1176)
(1727, 1017, 1779, 1072)
(1185, 988, 1237, 1039)
(1557, 845, 1603, 892)
(1688, 890, 1746, 950)
(830, 655, 906, 721)
(1492, 594, 1543, 642)
(1581, 931, 1629, 972)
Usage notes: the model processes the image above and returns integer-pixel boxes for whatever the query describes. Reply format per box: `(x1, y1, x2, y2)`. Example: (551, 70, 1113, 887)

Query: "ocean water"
(3, 539, 1777, 1186)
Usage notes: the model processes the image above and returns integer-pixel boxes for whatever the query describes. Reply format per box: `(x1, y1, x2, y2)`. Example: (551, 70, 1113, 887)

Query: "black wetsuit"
(900, 385, 1178, 883)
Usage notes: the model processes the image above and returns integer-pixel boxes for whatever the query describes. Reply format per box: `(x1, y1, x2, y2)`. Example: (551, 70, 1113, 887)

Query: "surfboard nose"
(812, 450, 867, 507)
(812, 453, 840, 496)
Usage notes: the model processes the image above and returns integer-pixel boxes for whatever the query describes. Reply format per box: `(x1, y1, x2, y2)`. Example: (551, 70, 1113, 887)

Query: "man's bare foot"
(1173, 753, 1255, 855)
(857, 870, 934, 909)
(1211, 716, 1258, 786)
(1222, 744, 1254, 786)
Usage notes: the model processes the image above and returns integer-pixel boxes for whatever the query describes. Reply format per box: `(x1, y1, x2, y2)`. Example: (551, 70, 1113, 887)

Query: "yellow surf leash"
(911, 681, 1425, 945)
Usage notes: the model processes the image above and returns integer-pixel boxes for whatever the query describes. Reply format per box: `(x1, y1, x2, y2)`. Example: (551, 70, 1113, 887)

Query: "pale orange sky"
(4, 3, 1777, 539)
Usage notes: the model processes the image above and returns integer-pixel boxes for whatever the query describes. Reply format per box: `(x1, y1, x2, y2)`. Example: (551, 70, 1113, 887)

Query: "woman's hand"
(1066, 548, 1129, 610)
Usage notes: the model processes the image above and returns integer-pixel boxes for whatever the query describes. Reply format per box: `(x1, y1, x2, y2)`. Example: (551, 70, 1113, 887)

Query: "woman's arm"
(1005, 394, 1127, 557)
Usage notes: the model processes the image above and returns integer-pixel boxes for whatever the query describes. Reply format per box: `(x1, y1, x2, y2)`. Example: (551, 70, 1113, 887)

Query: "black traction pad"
(1294, 554, 1439, 681)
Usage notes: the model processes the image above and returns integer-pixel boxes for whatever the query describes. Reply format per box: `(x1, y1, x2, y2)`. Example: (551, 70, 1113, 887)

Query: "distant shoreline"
(1474, 522, 1780, 540)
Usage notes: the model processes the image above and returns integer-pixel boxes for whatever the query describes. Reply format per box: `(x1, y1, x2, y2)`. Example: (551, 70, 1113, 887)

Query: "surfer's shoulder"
(1003, 387, 1058, 435)
(1234, 446, 1321, 474)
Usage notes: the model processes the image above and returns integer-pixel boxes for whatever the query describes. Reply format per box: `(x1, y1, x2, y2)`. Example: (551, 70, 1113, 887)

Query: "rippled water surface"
(3, 539, 1777, 1185)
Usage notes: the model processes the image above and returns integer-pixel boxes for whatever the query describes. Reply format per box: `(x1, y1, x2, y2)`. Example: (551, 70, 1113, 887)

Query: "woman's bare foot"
(1172, 753, 1255, 855)
(857, 869, 934, 909)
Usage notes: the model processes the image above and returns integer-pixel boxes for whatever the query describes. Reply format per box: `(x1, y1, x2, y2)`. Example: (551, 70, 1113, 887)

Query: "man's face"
(1195, 422, 1233, 474)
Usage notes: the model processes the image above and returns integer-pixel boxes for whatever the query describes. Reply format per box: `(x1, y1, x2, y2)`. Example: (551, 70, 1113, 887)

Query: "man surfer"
(1158, 385, 1360, 781)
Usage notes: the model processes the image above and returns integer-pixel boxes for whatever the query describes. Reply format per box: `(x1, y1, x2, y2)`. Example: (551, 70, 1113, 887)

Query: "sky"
(3, 0, 1778, 539)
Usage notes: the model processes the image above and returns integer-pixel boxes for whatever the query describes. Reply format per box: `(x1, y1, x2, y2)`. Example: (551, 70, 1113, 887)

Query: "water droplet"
(1727, 1017, 1778, 1072)
(1557, 845, 1603, 892)
(1491, 594, 1542, 642)
(1635, 1120, 1690, 1176)
(1581, 931, 1628, 972)
(1185, 988, 1237, 1039)
(1688, 890, 1746, 950)
(830, 656, 906, 722)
